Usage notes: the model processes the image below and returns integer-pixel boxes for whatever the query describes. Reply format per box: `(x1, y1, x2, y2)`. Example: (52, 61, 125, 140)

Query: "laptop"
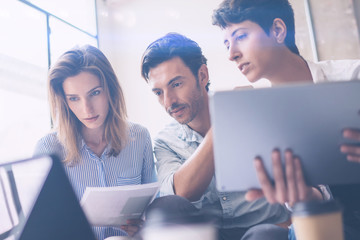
(0, 154, 96, 240)
(209, 80, 360, 192)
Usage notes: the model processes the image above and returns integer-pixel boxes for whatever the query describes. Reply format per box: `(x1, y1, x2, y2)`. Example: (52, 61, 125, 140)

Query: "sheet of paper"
(80, 182, 160, 227)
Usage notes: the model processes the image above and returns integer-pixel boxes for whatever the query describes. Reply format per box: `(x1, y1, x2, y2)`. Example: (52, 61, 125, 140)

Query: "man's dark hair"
(141, 32, 210, 91)
(212, 0, 299, 55)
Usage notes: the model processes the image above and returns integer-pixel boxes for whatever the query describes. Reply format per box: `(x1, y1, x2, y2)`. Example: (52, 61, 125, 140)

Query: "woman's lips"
(239, 62, 250, 74)
(84, 115, 99, 122)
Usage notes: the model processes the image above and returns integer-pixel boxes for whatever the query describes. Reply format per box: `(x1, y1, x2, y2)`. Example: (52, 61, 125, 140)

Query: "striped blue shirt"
(34, 122, 157, 240)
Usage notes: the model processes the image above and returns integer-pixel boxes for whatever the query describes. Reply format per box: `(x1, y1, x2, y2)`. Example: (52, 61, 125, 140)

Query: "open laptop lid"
(209, 80, 360, 192)
(0, 155, 96, 240)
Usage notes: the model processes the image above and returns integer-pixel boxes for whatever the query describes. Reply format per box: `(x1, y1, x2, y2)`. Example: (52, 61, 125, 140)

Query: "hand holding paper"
(80, 182, 160, 227)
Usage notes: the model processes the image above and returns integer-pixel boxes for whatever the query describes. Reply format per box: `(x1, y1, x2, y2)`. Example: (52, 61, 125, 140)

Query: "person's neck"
(187, 96, 211, 137)
(82, 126, 106, 147)
(266, 51, 313, 86)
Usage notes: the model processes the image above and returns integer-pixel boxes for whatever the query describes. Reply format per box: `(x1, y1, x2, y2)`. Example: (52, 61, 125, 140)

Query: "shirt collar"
(178, 123, 204, 143)
(80, 138, 86, 149)
(80, 137, 110, 156)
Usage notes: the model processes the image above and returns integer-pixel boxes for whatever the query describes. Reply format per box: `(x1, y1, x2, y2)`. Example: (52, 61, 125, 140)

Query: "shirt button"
(222, 196, 227, 201)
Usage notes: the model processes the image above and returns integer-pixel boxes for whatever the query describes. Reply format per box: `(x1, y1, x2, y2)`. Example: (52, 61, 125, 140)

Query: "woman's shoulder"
(126, 122, 153, 145)
(34, 131, 64, 157)
(128, 121, 151, 136)
(37, 131, 60, 145)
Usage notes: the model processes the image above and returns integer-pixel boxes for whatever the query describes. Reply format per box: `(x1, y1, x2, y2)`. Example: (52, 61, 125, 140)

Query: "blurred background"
(0, 0, 359, 162)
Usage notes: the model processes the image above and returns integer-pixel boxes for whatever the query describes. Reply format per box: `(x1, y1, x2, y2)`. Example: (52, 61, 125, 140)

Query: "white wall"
(96, 0, 251, 138)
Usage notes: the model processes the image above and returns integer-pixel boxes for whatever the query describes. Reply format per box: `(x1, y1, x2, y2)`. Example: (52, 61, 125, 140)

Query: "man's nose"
(163, 91, 176, 110)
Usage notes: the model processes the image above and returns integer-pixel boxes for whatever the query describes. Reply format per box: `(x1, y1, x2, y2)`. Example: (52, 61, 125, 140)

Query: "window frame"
(18, 0, 99, 68)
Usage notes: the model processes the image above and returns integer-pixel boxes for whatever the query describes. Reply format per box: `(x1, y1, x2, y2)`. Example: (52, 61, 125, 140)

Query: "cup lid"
(292, 200, 342, 217)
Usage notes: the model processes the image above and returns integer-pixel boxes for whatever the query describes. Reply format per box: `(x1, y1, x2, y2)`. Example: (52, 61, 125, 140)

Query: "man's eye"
(173, 82, 181, 88)
(153, 91, 162, 96)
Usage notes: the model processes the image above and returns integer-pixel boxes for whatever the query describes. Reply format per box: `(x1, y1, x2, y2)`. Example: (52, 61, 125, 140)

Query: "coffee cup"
(104, 236, 131, 240)
(142, 209, 217, 240)
(291, 200, 344, 240)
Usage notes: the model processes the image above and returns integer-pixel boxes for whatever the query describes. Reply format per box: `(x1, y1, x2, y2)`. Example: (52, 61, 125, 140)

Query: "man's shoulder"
(154, 121, 193, 150)
(155, 121, 183, 142)
(153, 121, 197, 161)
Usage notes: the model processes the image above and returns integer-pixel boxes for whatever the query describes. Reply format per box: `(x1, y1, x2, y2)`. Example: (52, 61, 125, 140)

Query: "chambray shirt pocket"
(116, 175, 141, 186)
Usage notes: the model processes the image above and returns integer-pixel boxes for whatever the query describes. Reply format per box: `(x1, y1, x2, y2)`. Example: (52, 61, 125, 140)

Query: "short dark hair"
(212, 0, 299, 55)
(141, 32, 210, 91)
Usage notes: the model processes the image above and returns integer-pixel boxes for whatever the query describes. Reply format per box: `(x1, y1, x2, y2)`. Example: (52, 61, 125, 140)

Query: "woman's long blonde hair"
(48, 45, 128, 164)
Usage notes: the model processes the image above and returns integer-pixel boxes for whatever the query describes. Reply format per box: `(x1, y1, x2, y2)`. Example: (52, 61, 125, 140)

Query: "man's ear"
(271, 18, 287, 44)
(198, 64, 209, 88)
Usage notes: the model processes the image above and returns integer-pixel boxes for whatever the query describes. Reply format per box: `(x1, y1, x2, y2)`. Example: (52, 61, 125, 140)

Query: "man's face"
(148, 57, 207, 125)
(223, 20, 280, 83)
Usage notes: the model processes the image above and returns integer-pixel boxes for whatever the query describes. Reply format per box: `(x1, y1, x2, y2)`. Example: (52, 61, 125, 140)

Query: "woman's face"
(223, 20, 280, 83)
(62, 71, 109, 131)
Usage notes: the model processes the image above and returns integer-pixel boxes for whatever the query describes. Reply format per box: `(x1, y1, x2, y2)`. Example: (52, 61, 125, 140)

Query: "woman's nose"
(228, 43, 242, 62)
(83, 99, 94, 114)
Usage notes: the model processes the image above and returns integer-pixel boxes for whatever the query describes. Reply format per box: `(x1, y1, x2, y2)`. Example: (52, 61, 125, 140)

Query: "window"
(0, 0, 98, 162)
(49, 16, 98, 65)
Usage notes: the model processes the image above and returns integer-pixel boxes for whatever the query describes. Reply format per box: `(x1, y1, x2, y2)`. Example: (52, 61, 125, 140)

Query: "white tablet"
(209, 81, 360, 192)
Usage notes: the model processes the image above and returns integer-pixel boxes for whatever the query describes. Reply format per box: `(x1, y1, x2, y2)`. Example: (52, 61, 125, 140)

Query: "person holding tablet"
(212, 0, 360, 239)
(34, 45, 156, 240)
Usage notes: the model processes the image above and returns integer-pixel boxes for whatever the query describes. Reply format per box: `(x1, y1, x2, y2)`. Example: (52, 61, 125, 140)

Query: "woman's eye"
(68, 97, 78, 102)
(91, 90, 101, 96)
(236, 33, 247, 41)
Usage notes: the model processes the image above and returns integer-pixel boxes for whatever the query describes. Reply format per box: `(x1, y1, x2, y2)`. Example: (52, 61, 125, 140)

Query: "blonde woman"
(34, 45, 156, 240)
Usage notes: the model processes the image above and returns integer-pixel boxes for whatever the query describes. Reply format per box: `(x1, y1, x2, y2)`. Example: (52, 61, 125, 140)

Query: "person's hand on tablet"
(341, 128, 360, 163)
(245, 149, 323, 206)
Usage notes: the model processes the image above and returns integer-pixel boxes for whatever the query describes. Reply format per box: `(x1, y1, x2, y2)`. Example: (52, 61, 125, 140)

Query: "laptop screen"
(0, 156, 51, 239)
(0, 155, 96, 240)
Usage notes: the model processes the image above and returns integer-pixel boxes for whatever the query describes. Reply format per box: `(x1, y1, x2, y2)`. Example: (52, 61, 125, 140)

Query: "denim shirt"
(154, 121, 290, 228)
